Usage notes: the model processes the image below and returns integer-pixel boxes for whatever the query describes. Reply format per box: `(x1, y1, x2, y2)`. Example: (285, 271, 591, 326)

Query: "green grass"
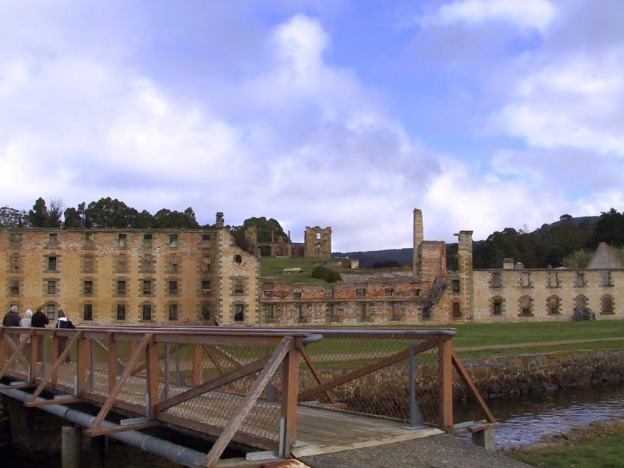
(448, 321, 624, 348)
(505, 422, 624, 467)
(260, 257, 337, 283)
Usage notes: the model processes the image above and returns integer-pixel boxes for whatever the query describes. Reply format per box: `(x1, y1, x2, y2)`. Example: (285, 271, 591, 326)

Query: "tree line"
(447, 209, 624, 269)
(0, 197, 202, 229)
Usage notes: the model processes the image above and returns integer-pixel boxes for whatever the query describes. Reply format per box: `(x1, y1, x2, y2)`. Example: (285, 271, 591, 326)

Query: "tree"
(590, 208, 624, 247)
(0, 206, 28, 227)
(28, 198, 49, 227)
(83, 198, 141, 228)
(153, 208, 200, 229)
(46, 198, 64, 228)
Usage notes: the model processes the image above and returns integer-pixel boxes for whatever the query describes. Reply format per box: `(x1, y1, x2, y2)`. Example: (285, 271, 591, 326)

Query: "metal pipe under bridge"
(0, 326, 495, 467)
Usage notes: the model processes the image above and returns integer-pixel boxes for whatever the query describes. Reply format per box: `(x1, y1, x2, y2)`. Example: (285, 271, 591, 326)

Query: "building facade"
(1, 214, 259, 327)
(2, 210, 623, 327)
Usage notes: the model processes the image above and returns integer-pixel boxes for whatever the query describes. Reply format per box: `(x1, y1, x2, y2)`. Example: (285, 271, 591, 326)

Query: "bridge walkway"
(1, 326, 494, 467)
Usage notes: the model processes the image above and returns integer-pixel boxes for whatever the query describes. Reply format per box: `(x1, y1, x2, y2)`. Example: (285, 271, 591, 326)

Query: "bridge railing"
(265, 328, 494, 431)
(1, 326, 493, 465)
(0, 326, 317, 466)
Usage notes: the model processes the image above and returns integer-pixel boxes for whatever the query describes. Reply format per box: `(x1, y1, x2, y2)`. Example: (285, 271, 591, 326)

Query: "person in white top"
(19, 309, 33, 357)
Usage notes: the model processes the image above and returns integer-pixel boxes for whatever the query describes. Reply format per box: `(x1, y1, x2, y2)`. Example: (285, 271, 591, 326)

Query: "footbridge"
(0, 326, 494, 467)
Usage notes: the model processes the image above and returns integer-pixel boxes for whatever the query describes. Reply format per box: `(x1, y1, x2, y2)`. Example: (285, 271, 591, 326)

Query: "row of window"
(262, 288, 422, 300)
(491, 271, 614, 288)
(489, 294, 615, 316)
(8, 254, 211, 275)
(9, 232, 212, 249)
(7, 279, 217, 297)
(264, 302, 406, 322)
(18, 302, 235, 323)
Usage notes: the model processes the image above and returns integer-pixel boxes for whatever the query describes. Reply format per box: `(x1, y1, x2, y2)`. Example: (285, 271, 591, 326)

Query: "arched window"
(601, 295, 614, 315)
(547, 296, 560, 315)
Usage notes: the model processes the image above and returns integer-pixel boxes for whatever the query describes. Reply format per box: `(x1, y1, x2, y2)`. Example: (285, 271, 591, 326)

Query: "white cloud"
(419, 0, 556, 33)
(493, 53, 624, 154)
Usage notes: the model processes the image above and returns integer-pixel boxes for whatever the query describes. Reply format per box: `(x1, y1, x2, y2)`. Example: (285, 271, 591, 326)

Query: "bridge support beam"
(62, 426, 82, 468)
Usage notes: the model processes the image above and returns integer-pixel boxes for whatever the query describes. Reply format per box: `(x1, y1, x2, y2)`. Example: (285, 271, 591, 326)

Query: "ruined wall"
(215, 228, 260, 326)
(304, 226, 332, 259)
(259, 277, 432, 326)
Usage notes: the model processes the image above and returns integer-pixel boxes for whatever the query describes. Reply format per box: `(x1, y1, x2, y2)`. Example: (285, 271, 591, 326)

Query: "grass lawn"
(260, 257, 336, 283)
(504, 419, 624, 468)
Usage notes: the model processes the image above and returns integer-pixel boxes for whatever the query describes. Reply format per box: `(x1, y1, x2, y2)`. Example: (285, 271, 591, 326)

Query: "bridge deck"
(294, 406, 443, 457)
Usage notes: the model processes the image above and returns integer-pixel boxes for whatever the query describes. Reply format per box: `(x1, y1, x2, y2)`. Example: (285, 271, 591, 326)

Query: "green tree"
(84, 198, 141, 228)
(591, 208, 624, 247)
(153, 208, 200, 229)
(28, 197, 49, 227)
(63, 207, 83, 228)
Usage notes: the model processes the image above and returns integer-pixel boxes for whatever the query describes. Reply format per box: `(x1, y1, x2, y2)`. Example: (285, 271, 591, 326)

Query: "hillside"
(334, 212, 618, 270)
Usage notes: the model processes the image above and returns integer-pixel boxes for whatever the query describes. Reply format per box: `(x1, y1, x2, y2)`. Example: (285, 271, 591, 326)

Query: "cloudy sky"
(1, 0, 623, 252)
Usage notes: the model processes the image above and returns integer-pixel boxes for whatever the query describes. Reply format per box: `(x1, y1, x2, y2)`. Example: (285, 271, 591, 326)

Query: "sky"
(1, 0, 623, 252)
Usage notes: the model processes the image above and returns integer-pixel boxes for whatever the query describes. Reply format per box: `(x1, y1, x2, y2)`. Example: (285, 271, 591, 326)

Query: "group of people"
(2, 305, 75, 362)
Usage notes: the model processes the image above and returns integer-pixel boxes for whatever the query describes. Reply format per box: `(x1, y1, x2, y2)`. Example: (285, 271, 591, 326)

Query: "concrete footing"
(472, 427, 496, 452)
(62, 426, 82, 468)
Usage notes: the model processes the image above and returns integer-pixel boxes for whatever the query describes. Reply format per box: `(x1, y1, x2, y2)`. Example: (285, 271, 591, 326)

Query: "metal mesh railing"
(292, 329, 450, 426)
(2, 326, 493, 463)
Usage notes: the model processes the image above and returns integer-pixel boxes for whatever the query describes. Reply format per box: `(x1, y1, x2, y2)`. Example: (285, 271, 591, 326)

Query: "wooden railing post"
(108, 333, 117, 393)
(0, 330, 5, 370)
(192, 344, 202, 386)
(76, 332, 91, 396)
(146, 334, 159, 419)
(280, 337, 300, 457)
(438, 336, 453, 431)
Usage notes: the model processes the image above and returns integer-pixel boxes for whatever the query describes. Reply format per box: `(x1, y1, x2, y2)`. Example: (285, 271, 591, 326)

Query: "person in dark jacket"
(55, 310, 75, 363)
(31, 307, 50, 361)
(2, 305, 21, 327)
(31, 307, 50, 328)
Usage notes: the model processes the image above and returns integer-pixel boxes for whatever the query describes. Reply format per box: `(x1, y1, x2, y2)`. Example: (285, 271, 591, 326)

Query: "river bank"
(502, 416, 624, 467)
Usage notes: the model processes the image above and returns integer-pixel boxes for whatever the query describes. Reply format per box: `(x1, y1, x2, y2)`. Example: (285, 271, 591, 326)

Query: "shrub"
(311, 266, 342, 283)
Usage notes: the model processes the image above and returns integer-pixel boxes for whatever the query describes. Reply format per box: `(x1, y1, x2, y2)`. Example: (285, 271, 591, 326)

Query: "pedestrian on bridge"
(2, 305, 21, 327)
(56, 310, 75, 363)
(19, 309, 33, 357)
(31, 307, 50, 362)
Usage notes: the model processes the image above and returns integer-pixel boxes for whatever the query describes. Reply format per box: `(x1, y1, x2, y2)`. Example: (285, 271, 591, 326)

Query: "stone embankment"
(457, 348, 624, 400)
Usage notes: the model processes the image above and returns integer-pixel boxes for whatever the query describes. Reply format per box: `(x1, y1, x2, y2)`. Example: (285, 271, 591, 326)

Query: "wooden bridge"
(0, 326, 494, 467)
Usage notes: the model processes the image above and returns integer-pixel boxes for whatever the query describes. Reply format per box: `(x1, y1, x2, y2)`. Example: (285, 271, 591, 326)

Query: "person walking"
(55, 310, 75, 363)
(19, 309, 33, 357)
(2, 305, 21, 327)
(31, 307, 50, 362)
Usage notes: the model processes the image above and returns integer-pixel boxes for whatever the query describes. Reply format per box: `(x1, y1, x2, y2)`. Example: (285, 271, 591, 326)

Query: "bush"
(311, 266, 342, 283)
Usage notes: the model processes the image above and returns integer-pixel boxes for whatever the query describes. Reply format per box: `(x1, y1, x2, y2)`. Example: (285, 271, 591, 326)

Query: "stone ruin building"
(1, 210, 622, 327)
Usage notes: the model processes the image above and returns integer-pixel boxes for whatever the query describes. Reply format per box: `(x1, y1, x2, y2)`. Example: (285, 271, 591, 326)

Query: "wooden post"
(192, 344, 202, 386)
(76, 333, 91, 396)
(107, 333, 117, 393)
(438, 337, 453, 431)
(146, 335, 159, 419)
(280, 338, 300, 456)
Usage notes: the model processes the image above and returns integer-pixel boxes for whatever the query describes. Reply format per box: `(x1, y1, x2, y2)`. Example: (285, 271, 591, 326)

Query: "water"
(481, 385, 624, 448)
(4, 386, 624, 464)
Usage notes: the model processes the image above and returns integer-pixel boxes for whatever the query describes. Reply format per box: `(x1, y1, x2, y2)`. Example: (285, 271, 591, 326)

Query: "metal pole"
(406, 341, 424, 428)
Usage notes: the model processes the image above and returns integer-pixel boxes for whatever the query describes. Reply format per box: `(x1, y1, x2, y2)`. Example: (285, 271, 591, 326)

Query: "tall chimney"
(413, 209, 423, 277)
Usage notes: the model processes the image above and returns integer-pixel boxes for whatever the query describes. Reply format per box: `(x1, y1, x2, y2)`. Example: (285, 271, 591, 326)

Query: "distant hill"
(333, 248, 412, 269)
(334, 214, 607, 270)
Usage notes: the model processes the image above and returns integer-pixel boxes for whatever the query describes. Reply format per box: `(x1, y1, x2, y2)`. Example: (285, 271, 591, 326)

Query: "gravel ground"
(298, 433, 532, 468)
